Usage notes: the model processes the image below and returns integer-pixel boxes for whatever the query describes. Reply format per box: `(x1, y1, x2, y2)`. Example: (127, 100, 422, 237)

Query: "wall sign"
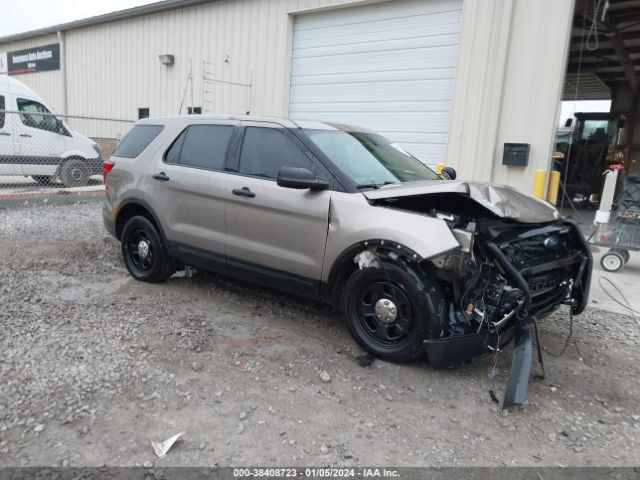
(6, 43, 60, 75)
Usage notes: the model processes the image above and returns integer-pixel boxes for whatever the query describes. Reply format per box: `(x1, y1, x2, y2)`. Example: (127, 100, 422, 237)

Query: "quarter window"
(112, 125, 164, 158)
(17, 98, 58, 132)
(165, 130, 187, 165)
(166, 125, 233, 171)
(238, 127, 314, 179)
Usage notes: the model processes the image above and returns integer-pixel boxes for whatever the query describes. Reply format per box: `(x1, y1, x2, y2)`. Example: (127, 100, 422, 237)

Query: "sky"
(558, 100, 611, 127)
(0, 0, 158, 37)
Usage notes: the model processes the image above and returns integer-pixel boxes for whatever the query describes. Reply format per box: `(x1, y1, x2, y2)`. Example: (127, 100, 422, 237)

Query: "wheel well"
(327, 241, 423, 307)
(55, 156, 86, 175)
(115, 203, 161, 241)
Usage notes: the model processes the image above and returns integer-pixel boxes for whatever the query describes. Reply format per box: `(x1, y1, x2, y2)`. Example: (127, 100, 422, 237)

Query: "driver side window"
(238, 127, 314, 180)
(17, 98, 58, 132)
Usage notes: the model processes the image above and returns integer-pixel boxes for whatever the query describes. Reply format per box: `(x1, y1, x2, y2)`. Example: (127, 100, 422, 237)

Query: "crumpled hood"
(362, 180, 560, 224)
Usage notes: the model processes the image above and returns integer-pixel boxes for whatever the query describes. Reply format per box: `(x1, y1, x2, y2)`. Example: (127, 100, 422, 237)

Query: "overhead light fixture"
(158, 54, 174, 66)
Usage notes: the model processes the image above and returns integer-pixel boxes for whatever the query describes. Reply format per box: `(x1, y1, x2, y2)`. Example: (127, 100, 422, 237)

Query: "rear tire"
(342, 260, 445, 363)
(59, 158, 90, 187)
(121, 215, 174, 283)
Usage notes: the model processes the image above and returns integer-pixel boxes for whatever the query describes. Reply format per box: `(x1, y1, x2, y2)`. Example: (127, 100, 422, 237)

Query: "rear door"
(0, 94, 16, 175)
(15, 97, 68, 176)
(145, 121, 236, 267)
(225, 122, 332, 296)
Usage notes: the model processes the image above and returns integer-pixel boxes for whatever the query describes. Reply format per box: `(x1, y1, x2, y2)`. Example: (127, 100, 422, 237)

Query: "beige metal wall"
(446, 0, 575, 191)
(0, 0, 576, 192)
(1, 0, 383, 119)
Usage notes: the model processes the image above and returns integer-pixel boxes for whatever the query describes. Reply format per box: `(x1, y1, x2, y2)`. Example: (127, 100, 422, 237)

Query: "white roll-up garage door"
(288, 0, 463, 165)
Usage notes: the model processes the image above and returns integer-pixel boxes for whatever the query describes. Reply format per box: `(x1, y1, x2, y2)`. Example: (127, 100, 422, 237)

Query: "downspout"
(57, 30, 68, 115)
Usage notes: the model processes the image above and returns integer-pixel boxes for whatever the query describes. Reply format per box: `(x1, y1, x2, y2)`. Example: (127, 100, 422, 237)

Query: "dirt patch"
(0, 203, 639, 467)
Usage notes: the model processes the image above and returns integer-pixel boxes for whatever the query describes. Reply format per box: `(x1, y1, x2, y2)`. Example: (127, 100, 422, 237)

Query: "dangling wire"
(586, 0, 606, 51)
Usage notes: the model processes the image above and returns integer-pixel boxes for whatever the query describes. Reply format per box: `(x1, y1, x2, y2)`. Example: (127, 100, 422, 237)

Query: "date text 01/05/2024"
(232, 468, 400, 478)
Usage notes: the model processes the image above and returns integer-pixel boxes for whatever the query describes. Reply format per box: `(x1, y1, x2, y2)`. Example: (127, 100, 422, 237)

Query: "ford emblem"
(543, 235, 561, 250)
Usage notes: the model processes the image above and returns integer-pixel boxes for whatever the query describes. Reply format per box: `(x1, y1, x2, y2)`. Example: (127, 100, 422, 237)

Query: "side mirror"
(441, 166, 457, 180)
(56, 118, 67, 135)
(564, 118, 573, 128)
(277, 166, 329, 190)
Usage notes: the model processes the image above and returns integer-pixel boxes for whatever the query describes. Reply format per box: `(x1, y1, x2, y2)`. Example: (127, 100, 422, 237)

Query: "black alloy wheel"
(121, 215, 174, 282)
(343, 260, 445, 363)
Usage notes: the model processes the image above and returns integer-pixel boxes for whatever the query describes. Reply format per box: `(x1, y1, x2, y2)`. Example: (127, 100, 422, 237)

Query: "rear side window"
(165, 125, 232, 171)
(112, 125, 164, 158)
(238, 127, 314, 179)
(0, 96, 4, 129)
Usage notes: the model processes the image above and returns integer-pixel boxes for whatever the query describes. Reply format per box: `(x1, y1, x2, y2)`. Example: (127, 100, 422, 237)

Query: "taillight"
(102, 161, 115, 181)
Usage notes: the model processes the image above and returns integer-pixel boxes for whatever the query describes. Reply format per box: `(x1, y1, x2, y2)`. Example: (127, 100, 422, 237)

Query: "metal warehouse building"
(0, 0, 578, 191)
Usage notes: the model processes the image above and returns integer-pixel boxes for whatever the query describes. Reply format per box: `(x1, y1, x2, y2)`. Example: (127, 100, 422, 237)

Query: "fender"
(55, 152, 102, 177)
(327, 239, 422, 286)
(61, 150, 98, 160)
(114, 197, 169, 246)
(321, 193, 461, 285)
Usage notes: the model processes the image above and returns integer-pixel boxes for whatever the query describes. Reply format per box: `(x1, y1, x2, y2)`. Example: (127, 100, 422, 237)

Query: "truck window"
(17, 98, 59, 132)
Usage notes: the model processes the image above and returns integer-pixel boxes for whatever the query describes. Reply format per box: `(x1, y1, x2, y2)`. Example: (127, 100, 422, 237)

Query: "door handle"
(232, 187, 256, 198)
(152, 172, 170, 182)
(19, 133, 32, 138)
(0, 132, 10, 136)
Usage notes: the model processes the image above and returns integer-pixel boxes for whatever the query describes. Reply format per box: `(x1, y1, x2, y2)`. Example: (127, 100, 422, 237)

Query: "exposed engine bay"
(368, 192, 593, 407)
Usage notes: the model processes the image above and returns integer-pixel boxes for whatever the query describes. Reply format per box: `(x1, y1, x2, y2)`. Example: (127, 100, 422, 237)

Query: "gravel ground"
(0, 203, 639, 467)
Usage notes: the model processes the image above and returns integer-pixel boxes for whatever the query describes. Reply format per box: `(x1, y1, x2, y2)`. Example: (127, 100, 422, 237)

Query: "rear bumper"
(102, 203, 116, 238)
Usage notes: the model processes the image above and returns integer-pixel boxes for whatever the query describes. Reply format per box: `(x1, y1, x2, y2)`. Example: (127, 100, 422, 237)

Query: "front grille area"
(503, 231, 579, 271)
(496, 226, 585, 314)
(527, 269, 567, 296)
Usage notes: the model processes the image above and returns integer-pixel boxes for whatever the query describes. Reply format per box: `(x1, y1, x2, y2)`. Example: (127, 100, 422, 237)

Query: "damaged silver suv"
(103, 116, 592, 406)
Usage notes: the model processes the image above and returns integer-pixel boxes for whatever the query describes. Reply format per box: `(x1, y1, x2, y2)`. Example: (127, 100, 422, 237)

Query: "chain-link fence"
(0, 109, 133, 206)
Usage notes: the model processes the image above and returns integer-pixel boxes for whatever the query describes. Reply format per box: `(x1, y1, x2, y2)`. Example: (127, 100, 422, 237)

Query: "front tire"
(32, 175, 52, 186)
(59, 158, 90, 187)
(343, 261, 445, 362)
(121, 215, 174, 282)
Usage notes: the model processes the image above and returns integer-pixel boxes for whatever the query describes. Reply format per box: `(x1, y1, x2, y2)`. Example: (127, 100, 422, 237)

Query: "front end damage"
(366, 184, 592, 408)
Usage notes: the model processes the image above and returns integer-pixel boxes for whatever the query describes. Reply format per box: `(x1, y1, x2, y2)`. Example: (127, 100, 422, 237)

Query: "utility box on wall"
(502, 143, 530, 166)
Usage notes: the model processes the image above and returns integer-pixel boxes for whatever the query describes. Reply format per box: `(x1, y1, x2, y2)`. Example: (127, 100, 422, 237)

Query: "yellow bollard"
(546, 171, 561, 205)
(533, 170, 547, 199)
(436, 163, 445, 174)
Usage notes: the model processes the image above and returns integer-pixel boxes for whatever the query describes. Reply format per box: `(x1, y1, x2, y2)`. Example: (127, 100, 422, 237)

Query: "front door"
(0, 94, 15, 175)
(225, 122, 332, 296)
(145, 121, 236, 268)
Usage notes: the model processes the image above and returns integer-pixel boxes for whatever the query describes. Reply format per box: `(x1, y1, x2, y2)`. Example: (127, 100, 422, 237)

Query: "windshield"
(304, 129, 441, 187)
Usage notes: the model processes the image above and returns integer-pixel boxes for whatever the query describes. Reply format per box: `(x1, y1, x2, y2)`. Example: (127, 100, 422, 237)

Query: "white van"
(0, 76, 100, 187)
